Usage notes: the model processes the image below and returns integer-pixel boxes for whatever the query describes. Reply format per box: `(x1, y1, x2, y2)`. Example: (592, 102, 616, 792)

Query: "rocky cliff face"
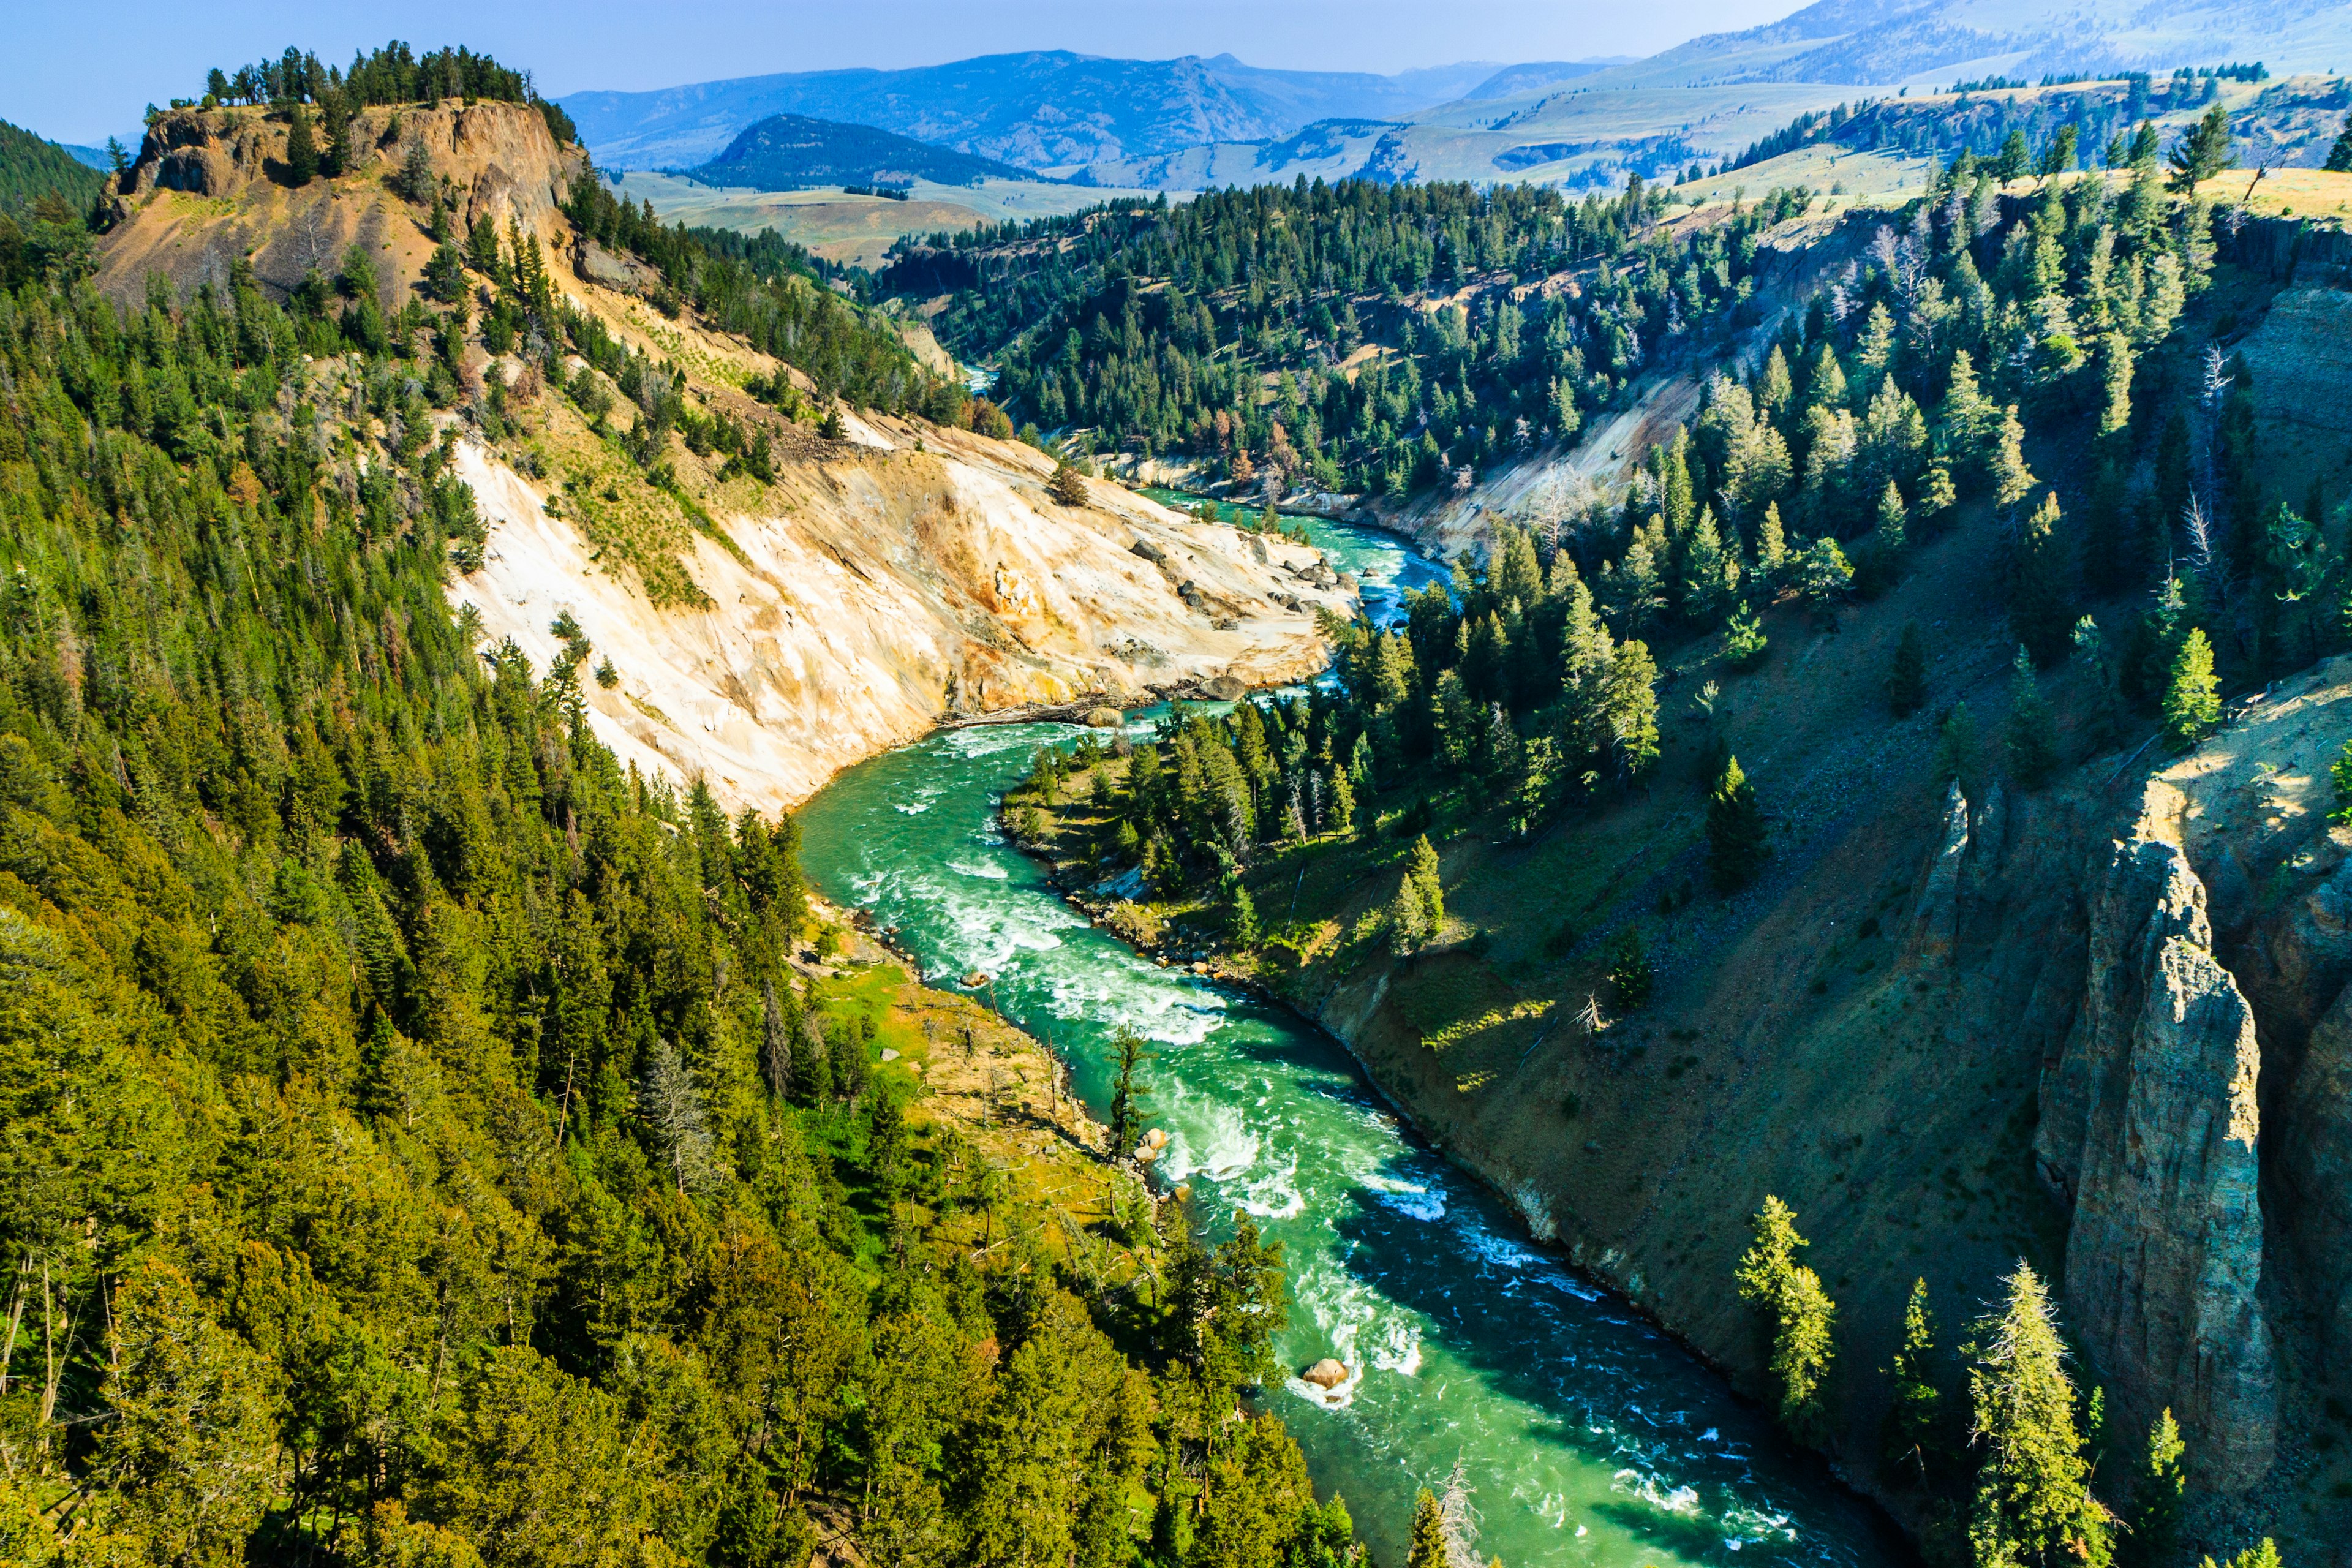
(101, 100, 582, 305)
(2036, 787, 2277, 1493)
(450, 417, 1353, 813)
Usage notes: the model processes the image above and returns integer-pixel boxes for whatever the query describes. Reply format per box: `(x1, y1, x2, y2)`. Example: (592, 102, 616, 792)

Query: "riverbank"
(794, 710, 1902, 1568)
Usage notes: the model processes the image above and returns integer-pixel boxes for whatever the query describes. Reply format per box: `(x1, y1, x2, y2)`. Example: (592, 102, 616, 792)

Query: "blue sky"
(3, 0, 1800, 146)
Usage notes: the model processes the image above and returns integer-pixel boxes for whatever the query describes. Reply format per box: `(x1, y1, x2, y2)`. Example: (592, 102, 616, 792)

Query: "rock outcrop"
(2036, 786, 2276, 1492)
(100, 101, 582, 306)
(451, 427, 1352, 812)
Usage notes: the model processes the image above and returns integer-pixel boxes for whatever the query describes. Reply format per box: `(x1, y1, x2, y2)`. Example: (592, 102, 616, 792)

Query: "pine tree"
(1883, 1278, 1947, 1485)
(2005, 646, 2060, 788)
(1607, 927, 1652, 1009)
(1936, 702, 1983, 794)
(2162, 628, 2220, 751)
(2328, 113, 2352, 173)
(2127, 1409, 2185, 1568)
(1756, 501, 1789, 586)
(1872, 480, 1909, 557)
(2011, 493, 2073, 665)
(1736, 1197, 1835, 1444)
(761, 979, 794, 1102)
(2168, 104, 2233, 192)
(1109, 1030, 1151, 1153)
(1723, 604, 1769, 671)
(284, 105, 318, 186)
(1967, 1263, 2110, 1568)
(1229, 881, 1261, 950)
(1888, 621, 1928, 716)
(1706, 755, 1768, 891)
(1386, 873, 1427, 957)
(1602, 641, 1661, 780)
(1409, 834, 1444, 935)
(819, 404, 847, 440)
(641, 1038, 718, 1194)
(1404, 1488, 1447, 1568)
(1990, 405, 2037, 510)
(1049, 459, 1089, 506)
(1329, 767, 1357, 837)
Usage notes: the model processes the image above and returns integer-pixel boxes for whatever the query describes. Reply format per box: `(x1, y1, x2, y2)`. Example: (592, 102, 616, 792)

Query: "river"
(793, 509, 1895, 1568)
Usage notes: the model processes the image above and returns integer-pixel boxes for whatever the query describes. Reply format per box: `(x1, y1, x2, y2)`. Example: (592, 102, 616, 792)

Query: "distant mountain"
(61, 143, 113, 172)
(560, 51, 1501, 172)
(1459, 60, 1627, 101)
(1619, 0, 2352, 88)
(0, 119, 106, 216)
(689, 114, 1042, 189)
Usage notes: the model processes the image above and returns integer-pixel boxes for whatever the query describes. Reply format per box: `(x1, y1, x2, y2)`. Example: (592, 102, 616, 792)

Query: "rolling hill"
(688, 113, 1042, 189)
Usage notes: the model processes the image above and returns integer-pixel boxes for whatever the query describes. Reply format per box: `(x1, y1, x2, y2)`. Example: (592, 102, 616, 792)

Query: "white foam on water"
(1611, 1471, 1704, 1517)
(945, 858, 1010, 880)
(892, 800, 932, 814)
(1371, 1317, 1423, 1376)
(1240, 1152, 1305, 1220)
(1161, 1099, 1261, 1182)
(1456, 1216, 1539, 1270)
(1368, 1177, 1448, 1223)
(941, 723, 1082, 760)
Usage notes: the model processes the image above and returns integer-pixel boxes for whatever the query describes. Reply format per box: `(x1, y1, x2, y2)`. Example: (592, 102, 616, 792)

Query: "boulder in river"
(1201, 674, 1248, 701)
(1301, 1359, 1349, 1389)
(1083, 706, 1125, 728)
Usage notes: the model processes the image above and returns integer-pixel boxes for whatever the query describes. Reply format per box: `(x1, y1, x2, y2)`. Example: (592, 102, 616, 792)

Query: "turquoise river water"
(793, 512, 1896, 1568)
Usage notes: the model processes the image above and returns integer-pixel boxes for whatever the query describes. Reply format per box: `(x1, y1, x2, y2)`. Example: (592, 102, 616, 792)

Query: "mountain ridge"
(559, 49, 1502, 171)
(687, 112, 1043, 190)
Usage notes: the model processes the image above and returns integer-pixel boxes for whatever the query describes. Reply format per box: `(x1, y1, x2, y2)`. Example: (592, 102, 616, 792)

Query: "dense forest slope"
(0, 55, 1374, 1567)
(954, 120, 2352, 1565)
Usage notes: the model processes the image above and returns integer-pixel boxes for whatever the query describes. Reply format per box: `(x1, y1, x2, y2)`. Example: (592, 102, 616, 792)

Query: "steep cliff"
(2037, 788, 2276, 1493)
(450, 415, 1352, 812)
(101, 100, 581, 305)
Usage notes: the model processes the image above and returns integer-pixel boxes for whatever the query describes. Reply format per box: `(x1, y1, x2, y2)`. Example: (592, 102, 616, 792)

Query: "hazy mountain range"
(562, 0, 2352, 195)
(559, 51, 1516, 170)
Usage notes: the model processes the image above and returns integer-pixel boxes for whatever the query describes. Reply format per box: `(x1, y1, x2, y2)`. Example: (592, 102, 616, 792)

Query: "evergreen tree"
(1724, 604, 1770, 671)
(2162, 628, 2221, 751)
(284, 104, 318, 186)
(1706, 755, 1769, 892)
(2329, 113, 2352, 173)
(1602, 641, 1661, 780)
(1936, 702, 1983, 795)
(1967, 1263, 2111, 1568)
(1229, 881, 1261, 950)
(2011, 494, 2074, 665)
(1409, 834, 1444, 935)
(1883, 1278, 1947, 1485)
(1607, 927, 1652, 1010)
(2004, 646, 2060, 789)
(1888, 622, 1928, 716)
(2169, 105, 2234, 191)
(1990, 406, 2037, 510)
(1736, 1197, 1836, 1444)
(2127, 1409, 2185, 1568)
(1386, 873, 1428, 957)
(1404, 1488, 1447, 1568)
(1109, 1030, 1151, 1153)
